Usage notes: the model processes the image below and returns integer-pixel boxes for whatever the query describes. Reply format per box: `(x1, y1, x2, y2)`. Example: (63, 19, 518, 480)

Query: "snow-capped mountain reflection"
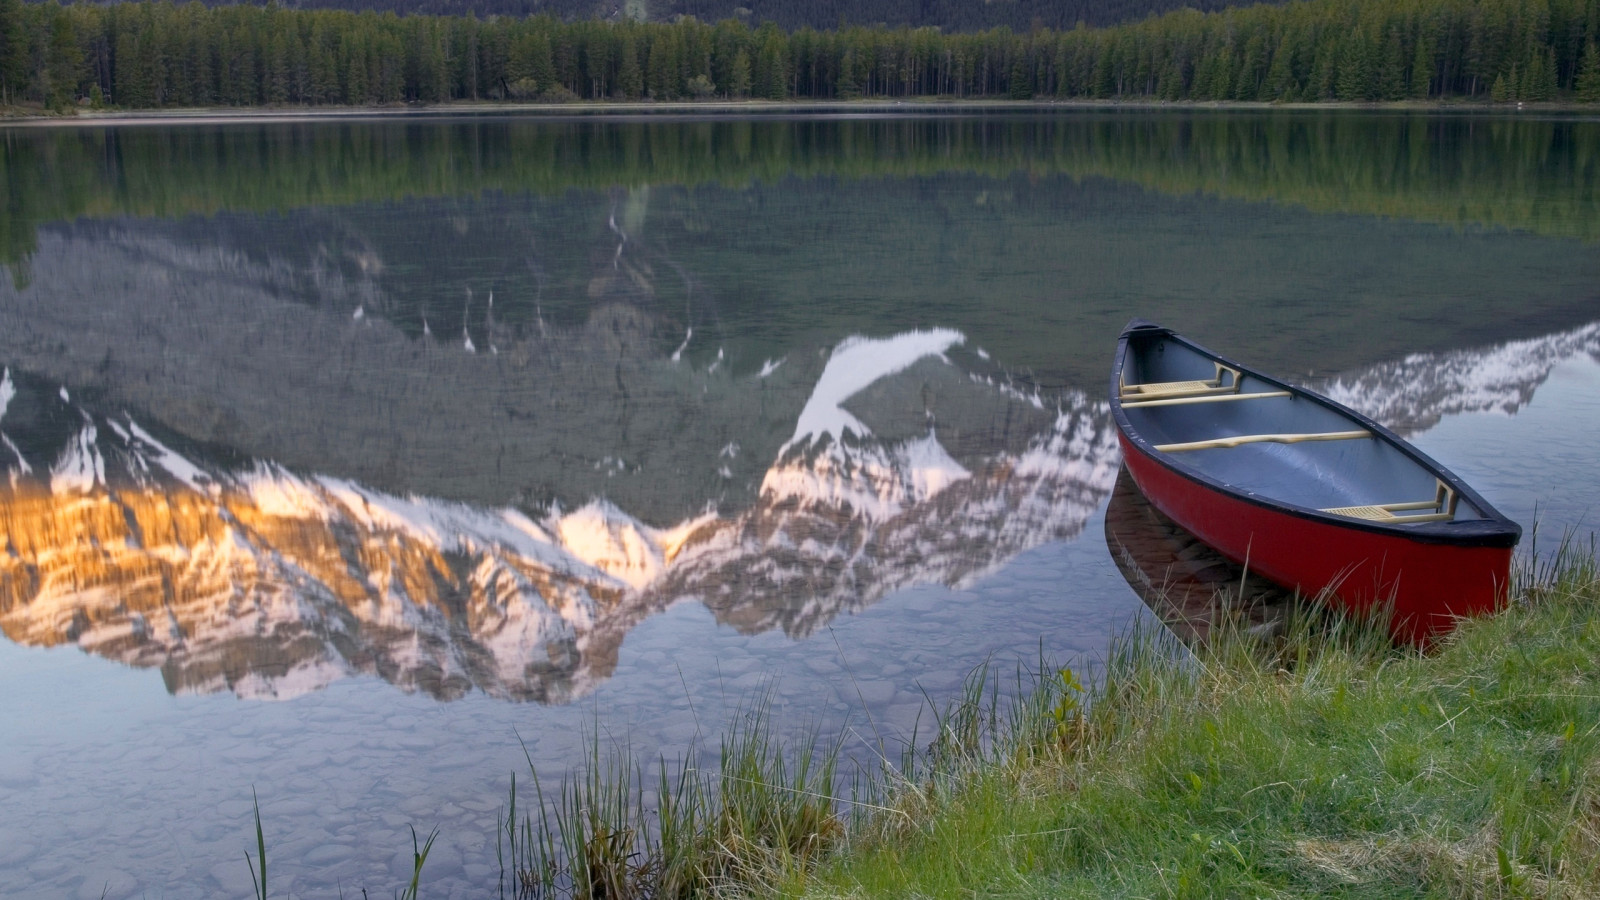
(2, 320, 1594, 703)
(1317, 321, 1600, 433)
(0, 331, 1118, 702)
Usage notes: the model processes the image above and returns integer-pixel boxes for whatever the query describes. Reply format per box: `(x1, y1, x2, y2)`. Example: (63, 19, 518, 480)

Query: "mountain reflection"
(0, 332, 1119, 703)
(1, 322, 1594, 702)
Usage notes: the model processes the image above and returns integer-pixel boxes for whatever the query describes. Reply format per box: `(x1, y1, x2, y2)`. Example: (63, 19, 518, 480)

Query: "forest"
(0, 0, 1598, 111)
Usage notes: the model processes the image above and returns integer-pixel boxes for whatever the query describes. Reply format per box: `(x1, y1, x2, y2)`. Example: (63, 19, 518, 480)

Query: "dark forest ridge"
(0, 0, 1597, 113)
(162, 0, 1280, 32)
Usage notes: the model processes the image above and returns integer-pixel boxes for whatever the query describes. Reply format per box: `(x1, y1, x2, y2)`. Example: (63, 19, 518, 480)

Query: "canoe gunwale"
(1109, 320, 1522, 550)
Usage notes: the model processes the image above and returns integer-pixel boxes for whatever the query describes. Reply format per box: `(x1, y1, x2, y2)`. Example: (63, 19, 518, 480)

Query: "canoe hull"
(1118, 431, 1514, 644)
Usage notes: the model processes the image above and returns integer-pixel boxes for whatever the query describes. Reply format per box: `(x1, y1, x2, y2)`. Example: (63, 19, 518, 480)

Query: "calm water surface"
(1, 112, 1598, 898)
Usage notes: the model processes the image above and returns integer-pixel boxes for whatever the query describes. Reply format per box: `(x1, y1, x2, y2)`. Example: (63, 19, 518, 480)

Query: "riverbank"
(484, 540, 1600, 898)
(778, 540, 1600, 898)
(5, 97, 1600, 127)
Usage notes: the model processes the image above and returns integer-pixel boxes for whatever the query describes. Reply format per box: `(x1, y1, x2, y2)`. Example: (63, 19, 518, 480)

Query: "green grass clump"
(501, 695, 844, 898)
(790, 540, 1600, 899)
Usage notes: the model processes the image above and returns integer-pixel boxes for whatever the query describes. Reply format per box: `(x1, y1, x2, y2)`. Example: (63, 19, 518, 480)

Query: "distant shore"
(6, 98, 1599, 127)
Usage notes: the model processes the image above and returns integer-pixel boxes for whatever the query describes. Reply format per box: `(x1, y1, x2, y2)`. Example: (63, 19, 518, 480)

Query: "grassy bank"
(493, 539, 1600, 899)
(779, 539, 1600, 898)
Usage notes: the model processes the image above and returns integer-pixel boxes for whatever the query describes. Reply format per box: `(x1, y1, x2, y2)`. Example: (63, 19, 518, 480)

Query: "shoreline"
(515, 548, 1600, 898)
(5, 97, 1600, 127)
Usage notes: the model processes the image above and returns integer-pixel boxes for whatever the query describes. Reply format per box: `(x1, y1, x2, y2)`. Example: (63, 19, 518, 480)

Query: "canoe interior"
(1118, 332, 1493, 522)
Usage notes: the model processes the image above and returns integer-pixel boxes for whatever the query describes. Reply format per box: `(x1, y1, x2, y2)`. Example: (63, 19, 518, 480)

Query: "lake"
(1, 110, 1597, 899)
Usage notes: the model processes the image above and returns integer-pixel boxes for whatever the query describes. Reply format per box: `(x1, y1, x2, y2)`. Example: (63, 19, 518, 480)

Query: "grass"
(783, 535, 1600, 898)
(246, 791, 436, 900)
(499, 696, 846, 898)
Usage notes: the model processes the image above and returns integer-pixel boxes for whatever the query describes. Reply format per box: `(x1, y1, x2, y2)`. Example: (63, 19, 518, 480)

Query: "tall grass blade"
(246, 787, 267, 900)
(398, 825, 438, 900)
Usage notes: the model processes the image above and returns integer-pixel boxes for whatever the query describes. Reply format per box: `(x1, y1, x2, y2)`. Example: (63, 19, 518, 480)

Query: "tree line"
(1, 0, 1599, 111)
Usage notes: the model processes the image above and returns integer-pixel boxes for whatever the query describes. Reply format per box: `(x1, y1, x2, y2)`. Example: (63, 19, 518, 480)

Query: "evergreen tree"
(1520, 49, 1557, 100)
(646, 31, 676, 98)
(753, 23, 785, 99)
(267, 28, 290, 103)
(0, 0, 28, 104)
(1335, 30, 1374, 100)
(1377, 29, 1405, 100)
(46, 9, 84, 108)
(345, 31, 371, 104)
(617, 30, 642, 98)
(728, 46, 751, 97)
(1090, 36, 1115, 96)
(1264, 29, 1297, 100)
(836, 45, 860, 97)
(1409, 30, 1435, 98)
(1578, 42, 1600, 101)
(309, 23, 337, 103)
(1235, 30, 1265, 100)
(1008, 47, 1033, 98)
(1491, 69, 1513, 101)
(229, 21, 258, 105)
(527, 31, 555, 93)
(115, 20, 161, 106)
(1308, 37, 1338, 99)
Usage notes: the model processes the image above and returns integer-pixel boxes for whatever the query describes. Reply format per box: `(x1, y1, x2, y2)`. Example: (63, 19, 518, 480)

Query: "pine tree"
(226, 21, 258, 106)
(1577, 42, 1600, 102)
(1491, 70, 1512, 102)
(1409, 31, 1435, 99)
(345, 33, 371, 104)
(46, 9, 84, 109)
(753, 24, 786, 99)
(728, 47, 751, 97)
(617, 31, 642, 98)
(1008, 49, 1033, 98)
(1235, 31, 1265, 100)
(836, 46, 860, 98)
(1521, 50, 1557, 101)
(646, 33, 676, 98)
(1335, 30, 1373, 101)
(1377, 30, 1405, 100)
(115, 23, 158, 107)
(0, 0, 24, 106)
(1263, 31, 1296, 100)
(267, 29, 290, 104)
(309, 24, 337, 104)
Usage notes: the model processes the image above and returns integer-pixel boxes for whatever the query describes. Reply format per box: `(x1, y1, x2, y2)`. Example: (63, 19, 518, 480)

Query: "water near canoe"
(1, 111, 1597, 899)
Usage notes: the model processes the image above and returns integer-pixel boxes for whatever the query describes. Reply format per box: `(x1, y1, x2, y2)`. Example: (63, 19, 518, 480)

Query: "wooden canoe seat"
(1322, 481, 1458, 524)
(1121, 363, 1242, 401)
(1121, 390, 1292, 409)
(1154, 430, 1370, 453)
(1128, 379, 1214, 397)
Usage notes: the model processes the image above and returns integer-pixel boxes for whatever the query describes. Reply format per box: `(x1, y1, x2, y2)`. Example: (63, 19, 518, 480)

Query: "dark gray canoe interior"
(1119, 334, 1490, 521)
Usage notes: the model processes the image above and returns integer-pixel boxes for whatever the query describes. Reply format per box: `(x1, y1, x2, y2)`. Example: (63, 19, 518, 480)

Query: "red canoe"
(1110, 320, 1521, 643)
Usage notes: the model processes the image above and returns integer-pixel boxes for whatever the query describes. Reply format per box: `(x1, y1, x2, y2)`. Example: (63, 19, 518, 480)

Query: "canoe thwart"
(1121, 390, 1293, 409)
(1120, 362, 1241, 401)
(1153, 430, 1371, 453)
(1322, 481, 1459, 524)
